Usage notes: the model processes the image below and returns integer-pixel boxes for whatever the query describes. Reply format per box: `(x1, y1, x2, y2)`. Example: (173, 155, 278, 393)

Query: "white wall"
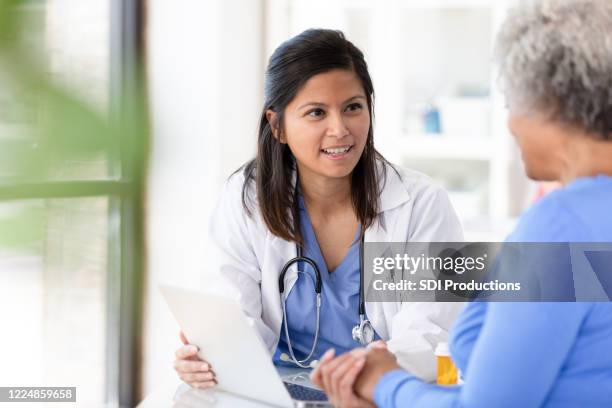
(143, 0, 263, 397)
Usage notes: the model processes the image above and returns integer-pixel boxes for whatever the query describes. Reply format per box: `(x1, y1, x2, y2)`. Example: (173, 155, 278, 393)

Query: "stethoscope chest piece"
(352, 316, 375, 346)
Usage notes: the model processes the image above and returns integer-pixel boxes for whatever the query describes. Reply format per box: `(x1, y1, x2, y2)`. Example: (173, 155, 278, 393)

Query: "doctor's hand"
(174, 330, 217, 389)
(310, 348, 376, 408)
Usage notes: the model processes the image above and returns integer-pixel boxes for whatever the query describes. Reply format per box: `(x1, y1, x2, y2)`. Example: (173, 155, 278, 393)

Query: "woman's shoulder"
(507, 187, 587, 242)
(215, 164, 261, 223)
(513, 175, 612, 242)
(221, 164, 257, 201)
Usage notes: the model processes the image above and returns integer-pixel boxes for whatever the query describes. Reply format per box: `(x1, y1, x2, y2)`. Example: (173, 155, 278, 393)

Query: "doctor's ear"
(266, 109, 285, 143)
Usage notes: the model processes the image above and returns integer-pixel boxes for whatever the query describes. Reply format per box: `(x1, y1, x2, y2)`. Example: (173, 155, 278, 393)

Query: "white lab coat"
(208, 160, 464, 381)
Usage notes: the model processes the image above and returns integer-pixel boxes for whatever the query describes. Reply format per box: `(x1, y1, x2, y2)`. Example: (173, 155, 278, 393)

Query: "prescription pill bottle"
(435, 342, 458, 385)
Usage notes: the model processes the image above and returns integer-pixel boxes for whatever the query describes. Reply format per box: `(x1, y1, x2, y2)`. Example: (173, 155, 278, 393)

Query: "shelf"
(383, 134, 494, 161)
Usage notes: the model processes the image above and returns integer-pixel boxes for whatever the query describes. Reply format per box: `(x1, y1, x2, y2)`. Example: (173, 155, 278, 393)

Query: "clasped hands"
(310, 341, 401, 408)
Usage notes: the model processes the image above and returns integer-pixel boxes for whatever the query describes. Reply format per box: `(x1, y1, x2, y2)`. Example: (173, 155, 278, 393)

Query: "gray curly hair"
(494, 0, 612, 139)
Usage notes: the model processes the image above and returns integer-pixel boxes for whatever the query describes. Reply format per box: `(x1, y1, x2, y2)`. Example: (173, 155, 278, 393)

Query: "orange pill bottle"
(435, 342, 458, 385)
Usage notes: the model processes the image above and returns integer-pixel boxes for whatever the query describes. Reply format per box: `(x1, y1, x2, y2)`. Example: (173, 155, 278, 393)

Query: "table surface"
(137, 381, 279, 408)
(138, 367, 323, 408)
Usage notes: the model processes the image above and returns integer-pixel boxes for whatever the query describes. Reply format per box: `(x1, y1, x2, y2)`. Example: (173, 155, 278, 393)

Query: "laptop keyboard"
(284, 382, 328, 402)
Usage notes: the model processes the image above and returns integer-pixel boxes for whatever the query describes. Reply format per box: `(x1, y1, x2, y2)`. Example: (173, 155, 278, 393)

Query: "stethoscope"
(277, 193, 375, 368)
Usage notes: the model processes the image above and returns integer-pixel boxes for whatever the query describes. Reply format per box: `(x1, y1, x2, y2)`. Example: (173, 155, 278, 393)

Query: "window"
(0, 0, 147, 406)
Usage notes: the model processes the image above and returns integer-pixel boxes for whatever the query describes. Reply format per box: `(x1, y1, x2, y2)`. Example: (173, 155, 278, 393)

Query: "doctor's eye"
(345, 102, 363, 113)
(306, 108, 325, 118)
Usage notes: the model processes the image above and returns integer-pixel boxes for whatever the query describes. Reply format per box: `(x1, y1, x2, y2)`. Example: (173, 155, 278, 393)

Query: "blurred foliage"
(0, 0, 148, 250)
(0, 0, 118, 182)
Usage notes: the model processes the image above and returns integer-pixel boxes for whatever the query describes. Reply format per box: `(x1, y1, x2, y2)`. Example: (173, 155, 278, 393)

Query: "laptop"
(160, 285, 331, 407)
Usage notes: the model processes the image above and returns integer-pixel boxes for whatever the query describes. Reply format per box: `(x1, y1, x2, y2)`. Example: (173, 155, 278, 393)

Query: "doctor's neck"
(298, 169, 352, 216)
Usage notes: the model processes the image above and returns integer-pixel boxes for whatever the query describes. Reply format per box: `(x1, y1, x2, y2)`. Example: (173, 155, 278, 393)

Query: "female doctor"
(173, 28, 463, 390)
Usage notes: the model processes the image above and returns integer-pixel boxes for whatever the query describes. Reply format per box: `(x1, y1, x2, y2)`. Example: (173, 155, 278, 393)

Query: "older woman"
(312, 0, 612, 406)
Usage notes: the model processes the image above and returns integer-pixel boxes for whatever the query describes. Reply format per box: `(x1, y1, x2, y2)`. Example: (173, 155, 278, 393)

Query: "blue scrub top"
(273, 195, 378, 366)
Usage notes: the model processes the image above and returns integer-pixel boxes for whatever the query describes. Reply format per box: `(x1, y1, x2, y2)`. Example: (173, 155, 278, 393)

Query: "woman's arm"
(373, 303, 590, 408)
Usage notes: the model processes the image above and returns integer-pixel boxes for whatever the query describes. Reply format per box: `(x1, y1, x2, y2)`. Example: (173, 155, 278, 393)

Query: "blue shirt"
(374, 175, 612, 407)
(273, 195, 378, 366)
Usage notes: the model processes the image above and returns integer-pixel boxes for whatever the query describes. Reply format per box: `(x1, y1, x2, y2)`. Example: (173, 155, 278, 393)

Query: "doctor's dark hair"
(237, 28, 389, 244)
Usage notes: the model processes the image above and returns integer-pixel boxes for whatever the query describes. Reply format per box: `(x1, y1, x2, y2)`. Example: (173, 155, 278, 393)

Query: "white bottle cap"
(434, 342, 450, 357)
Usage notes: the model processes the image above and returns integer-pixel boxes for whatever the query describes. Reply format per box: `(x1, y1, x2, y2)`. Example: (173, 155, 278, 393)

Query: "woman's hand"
(311, 345, 401, 407)
(173, 330, 217, 389)
(310, 348, 376, 408)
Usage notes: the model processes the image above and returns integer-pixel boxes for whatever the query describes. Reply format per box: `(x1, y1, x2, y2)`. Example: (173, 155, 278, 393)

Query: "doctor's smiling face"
(243, 29, 386, 243)
(267, 69, 370, 181)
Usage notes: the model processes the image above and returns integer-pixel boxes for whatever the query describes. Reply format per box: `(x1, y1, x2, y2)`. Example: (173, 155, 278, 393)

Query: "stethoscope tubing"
(277, 178, 370, 367)
(278, 237, 368, 367)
